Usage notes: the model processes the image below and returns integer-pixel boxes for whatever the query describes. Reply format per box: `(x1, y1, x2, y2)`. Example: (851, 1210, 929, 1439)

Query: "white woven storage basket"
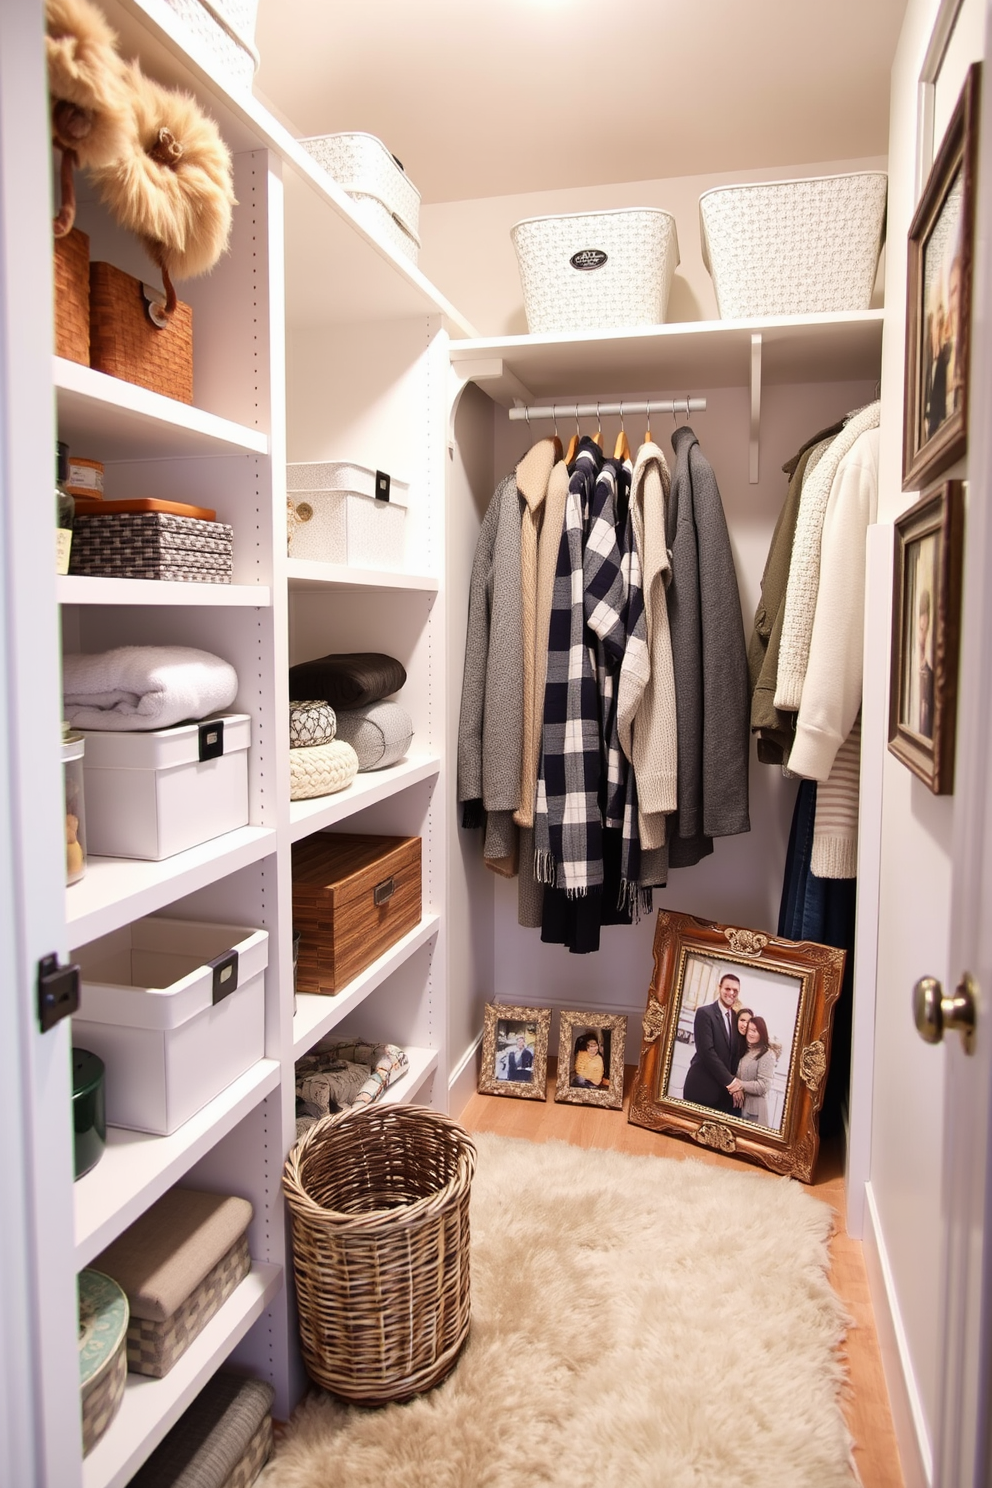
(161, 0, 259, 90)
(299, 133, 421, 256)
(289, 740, 359, 801)
(511, 209, 679, 334)
(699, 172, 888, 318)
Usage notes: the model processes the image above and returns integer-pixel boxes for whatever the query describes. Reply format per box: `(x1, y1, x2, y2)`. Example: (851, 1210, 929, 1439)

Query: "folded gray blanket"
(63, 646, 238, 731)
(287, 652, 406, 709)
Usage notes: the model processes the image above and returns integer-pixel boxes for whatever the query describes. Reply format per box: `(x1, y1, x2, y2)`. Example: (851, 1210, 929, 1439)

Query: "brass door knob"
(913, 973, 977, 1054)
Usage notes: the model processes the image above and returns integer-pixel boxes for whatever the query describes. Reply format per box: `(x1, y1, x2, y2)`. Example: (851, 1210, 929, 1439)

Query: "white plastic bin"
(81, 714, 250, 861)
(287, 462, 408, 570)
(698, 172, 888, 318)
(511, 209, 679, 333)
(72, 916, 268, 1135)
(298, 133, 421, 264)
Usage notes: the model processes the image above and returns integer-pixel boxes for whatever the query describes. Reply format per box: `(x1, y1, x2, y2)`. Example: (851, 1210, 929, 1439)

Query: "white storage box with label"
(72, 917, 268, 1135)
(511, 208, 679, 333)
(81, 714, 250, 861)
(287, 463, 408, 570)
(698, 172, 888, 318)
(298, 133, 421, 264)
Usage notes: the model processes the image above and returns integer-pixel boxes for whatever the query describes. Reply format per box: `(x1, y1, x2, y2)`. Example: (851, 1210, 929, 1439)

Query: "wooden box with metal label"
(291, 833, 422, 995)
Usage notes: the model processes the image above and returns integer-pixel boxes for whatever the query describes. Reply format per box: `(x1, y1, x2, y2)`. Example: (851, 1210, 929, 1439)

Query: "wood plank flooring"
(459, 1064, 905, 1488)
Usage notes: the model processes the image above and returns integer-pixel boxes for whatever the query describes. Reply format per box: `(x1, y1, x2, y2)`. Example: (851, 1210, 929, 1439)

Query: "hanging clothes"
(812, 720, 862, 879)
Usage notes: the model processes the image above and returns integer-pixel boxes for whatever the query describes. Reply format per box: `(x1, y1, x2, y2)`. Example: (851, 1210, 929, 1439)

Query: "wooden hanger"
(644, 400, 652, 446)
(550, 404, 563, 463)
(592, 401, 603, 450)
(613, 402, 631, 462)
(565, 408, 581, 465)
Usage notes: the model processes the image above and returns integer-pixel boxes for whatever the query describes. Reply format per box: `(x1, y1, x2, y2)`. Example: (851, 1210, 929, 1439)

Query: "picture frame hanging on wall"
(627, 911, 845, 1183)
(478, 1003, 551, 1100)
(554, 1011, 627, 1110)
(903, 61, 981, 492)
(888, 480, 964, 793)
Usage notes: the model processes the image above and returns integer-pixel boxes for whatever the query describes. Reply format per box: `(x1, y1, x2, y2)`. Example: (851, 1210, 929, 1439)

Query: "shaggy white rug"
(261, 1134, 855, 1488)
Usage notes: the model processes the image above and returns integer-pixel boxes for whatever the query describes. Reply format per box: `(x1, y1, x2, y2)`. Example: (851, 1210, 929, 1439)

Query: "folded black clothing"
(287, 652, 406, 709)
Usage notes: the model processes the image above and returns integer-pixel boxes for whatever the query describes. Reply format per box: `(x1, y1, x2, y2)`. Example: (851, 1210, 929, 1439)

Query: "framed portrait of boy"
(554, 1011, 627, 1109)
(628, 911, 845, 1182)
(903, 63, 980, 491)
(888, 480, 964, 793)
(478, 1004, 551, 1100)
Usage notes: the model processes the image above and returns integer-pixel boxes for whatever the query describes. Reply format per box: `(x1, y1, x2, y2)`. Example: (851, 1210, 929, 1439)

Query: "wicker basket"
(69, 511, 233, 582)
(90, 262, 193, 404)
(54, 228, 90, 365)
(511, 208, 679, 333)
(283, 1103, 476, 1404)
(698, 172, 888, 318)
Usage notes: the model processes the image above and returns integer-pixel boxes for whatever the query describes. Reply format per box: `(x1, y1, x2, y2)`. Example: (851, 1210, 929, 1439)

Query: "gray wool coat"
(665, 426, 750, 864)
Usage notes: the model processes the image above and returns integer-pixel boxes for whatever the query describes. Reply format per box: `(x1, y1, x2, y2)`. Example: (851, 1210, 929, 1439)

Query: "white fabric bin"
(72, 917, 268, 1135)
(286, 462, 408, 570)
(298, 133, 421, 264)
(81, 714, 250, 861)
(160, 0, 260, 91)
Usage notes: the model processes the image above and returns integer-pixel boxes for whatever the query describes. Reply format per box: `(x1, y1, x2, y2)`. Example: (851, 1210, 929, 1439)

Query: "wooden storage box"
(292, 833, 421, 994)
(89, 260, 193, 404)
(53, 227, 90, 364)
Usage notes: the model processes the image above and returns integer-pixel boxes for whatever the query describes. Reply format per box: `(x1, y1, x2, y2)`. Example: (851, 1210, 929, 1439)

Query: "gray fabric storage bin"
(128, 1373, 274, 1488)
(333, 700, 413, 770)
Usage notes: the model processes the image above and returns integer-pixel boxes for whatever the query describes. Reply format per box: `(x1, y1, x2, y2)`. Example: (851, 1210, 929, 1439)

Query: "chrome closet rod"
(508, 397, 706, 421)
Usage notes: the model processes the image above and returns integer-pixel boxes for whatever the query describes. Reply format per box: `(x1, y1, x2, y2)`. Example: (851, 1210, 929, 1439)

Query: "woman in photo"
(571, 1032, 606, 1088)
(734, 1014, 776, 1126)
(736, 1007, 753, 1041)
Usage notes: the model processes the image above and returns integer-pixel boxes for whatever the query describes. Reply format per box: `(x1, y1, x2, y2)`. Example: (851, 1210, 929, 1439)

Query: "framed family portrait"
(628, 911, 845, 1182)
(888, 480, 964, 793)
(903, 62, 980, 491)
(554, 1011, 627, 1110)
(478, 1003, 551, 1100)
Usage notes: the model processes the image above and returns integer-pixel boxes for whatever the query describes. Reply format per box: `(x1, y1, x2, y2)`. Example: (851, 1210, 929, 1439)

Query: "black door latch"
(37, 954, 80, 1033)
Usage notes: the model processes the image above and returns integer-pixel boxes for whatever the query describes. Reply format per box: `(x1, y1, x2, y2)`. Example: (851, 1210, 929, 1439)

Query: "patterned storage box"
(69, 511, 234, 583)
(94, 1188, 253, 1378)
(128, 1373, 274, 1488)
(287, 461, 408, 570)
(53, 227, 90, 365)
(299, 133, 421, 263)
(79, 1268, 128, 1456)
(698, 172, 888, 317)
(160, 0, 260, 91)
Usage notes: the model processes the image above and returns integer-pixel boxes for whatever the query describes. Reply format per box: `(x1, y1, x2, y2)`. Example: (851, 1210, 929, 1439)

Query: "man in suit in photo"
(502, 1032, 534, 1082)
(681, 972, 745, 1115)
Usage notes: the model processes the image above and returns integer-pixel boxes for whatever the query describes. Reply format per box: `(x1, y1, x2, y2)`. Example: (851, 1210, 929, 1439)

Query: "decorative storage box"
(90, 261, 194, 404)
(511, 208, 679, 333)
(287, 461, 408, 570)
(698, 171, 888, 318)
(292, 833, 422, 995)
(160, 0, 260, 92)
(72, 916, 268, 1135)
(79, 1268, 128, 1457)
(95, 1188, 253, 1378)
(53, 227, 90, 365)
(298, 133, 421, 264)
(129, 1373, 274, 1488)
(73, 1047, 105, 1180)
(81, 713, 250, 861)
(69, 510, 235, 583)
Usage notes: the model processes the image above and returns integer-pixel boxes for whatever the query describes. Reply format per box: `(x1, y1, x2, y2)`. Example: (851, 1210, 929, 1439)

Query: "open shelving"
(382, 1047, 440, 1106)
(289, 755, 441, 842)
(57, 576, 272, 606)
(286, 559, 438, 594)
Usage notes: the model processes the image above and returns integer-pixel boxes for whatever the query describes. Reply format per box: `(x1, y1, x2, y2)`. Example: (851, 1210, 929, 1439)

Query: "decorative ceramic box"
(79, 1268, 128, 1457)
(128, 1373, 275, 1488)
(292, 833, 422, 994)
(287, 462, 408, 570)
(81, 713, 250, 861)
(298, 133, 421, 263)
(72, 916, 267, 1135)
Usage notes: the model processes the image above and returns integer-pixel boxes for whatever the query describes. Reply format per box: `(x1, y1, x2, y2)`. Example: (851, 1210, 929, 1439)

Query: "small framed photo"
(554, 1011, 627, 1109)
(628, 911, 846, 1182)
(903, 62, 980, 491)
(888, 480, 964, 793)
(478, 1004, 551, 1100)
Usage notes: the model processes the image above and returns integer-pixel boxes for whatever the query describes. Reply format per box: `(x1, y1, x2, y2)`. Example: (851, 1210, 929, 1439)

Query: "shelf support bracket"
(749, 333, 762, 484)
(448, 358, 535, 454)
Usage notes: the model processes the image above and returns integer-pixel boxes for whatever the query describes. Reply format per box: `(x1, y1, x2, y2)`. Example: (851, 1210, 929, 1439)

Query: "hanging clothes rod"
(508, 397, 706, 422)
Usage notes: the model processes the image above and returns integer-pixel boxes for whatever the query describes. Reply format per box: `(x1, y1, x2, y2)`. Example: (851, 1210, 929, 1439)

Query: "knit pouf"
(289, 699, 337, 749)
(289, 740, 358, 801)
(333, 701, 413, 771)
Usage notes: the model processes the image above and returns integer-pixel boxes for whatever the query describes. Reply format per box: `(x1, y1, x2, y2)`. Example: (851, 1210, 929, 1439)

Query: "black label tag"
(198, 719, 225, 762)
(375, 470, 391, 503)
(569, 249, 608, 271)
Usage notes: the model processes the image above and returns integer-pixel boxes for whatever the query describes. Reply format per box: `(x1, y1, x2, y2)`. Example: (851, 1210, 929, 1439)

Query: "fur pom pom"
(45, 0, 130, 169)
(91, 63, 236, 281)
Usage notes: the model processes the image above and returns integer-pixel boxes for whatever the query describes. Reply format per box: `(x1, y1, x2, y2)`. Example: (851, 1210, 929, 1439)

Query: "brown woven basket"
(53, 227, 90, 365)
(283, 1103, 476, 1405)
(89, 261, 193, 404)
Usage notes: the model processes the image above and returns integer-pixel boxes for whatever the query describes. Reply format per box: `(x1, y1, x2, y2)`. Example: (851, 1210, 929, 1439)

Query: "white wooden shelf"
(74, 1060, 281, 1268)
(289, 754, 441, 842)
(55, 358, 269, 462)
(450, 310, 885, 405)
(293, 915, 441, 1057)
(382, 1047, 440, 1106)
(287, 559, 438, 594)
(81, 1262, 282, 1488)
(67, 826, 277, 948)
(58, 576, 272, 607)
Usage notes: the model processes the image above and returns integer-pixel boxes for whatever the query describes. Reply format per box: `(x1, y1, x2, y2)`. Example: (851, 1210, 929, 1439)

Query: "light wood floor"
(460, 1064, 905, 1488)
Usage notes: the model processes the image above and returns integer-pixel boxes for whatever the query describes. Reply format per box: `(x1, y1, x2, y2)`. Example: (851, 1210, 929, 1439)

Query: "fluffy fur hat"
(46, 0, 131, 234)
(91, 61, 235, 296)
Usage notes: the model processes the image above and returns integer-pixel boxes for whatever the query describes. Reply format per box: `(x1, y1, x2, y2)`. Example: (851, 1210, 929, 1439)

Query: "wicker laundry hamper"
(283, 1103, 476, 1404)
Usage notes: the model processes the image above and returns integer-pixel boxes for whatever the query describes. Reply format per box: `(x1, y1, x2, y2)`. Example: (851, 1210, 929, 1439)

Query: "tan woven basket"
(283, 1103, 476, 1404)
(53, 227, 90, 365)
(89, 261, 193, 404)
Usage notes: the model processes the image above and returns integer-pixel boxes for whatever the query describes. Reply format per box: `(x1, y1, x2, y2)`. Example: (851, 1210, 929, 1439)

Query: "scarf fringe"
(616, 882, 653, 923)
(534, 849, 557, 887)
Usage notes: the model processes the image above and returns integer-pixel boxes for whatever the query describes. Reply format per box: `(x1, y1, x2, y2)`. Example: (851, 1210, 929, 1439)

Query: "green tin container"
(73, 1047, 106, 1180)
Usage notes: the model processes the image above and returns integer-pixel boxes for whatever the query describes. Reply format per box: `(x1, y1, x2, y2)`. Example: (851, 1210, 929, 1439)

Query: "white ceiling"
(254, 0, 907, 204)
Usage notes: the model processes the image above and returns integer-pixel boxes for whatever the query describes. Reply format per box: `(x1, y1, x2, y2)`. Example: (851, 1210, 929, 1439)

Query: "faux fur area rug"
(262, 1134, 855, 1488)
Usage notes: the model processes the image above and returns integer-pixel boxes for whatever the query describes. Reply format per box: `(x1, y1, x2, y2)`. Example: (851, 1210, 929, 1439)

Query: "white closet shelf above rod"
(508, 398, 707, 422)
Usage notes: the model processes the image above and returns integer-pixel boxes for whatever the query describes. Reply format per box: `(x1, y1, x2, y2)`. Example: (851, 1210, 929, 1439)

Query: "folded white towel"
(63, 646, 238, 731)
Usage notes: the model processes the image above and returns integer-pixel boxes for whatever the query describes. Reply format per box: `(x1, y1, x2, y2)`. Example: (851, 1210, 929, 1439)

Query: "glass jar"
(56, 440, 74, 576)
(63, 724, 86, 884)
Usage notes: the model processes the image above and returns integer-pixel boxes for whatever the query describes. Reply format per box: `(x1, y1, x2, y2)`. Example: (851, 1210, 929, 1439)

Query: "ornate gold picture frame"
(478, 1003, 551, 1100)
(628, 911, 845, 1182)
(554, 1011, 627, 1110)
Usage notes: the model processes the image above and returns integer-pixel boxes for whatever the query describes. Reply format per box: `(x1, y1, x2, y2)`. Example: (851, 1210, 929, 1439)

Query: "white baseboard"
(448, 1032, 483, 1119)
(862, 1183, 933, 1488)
